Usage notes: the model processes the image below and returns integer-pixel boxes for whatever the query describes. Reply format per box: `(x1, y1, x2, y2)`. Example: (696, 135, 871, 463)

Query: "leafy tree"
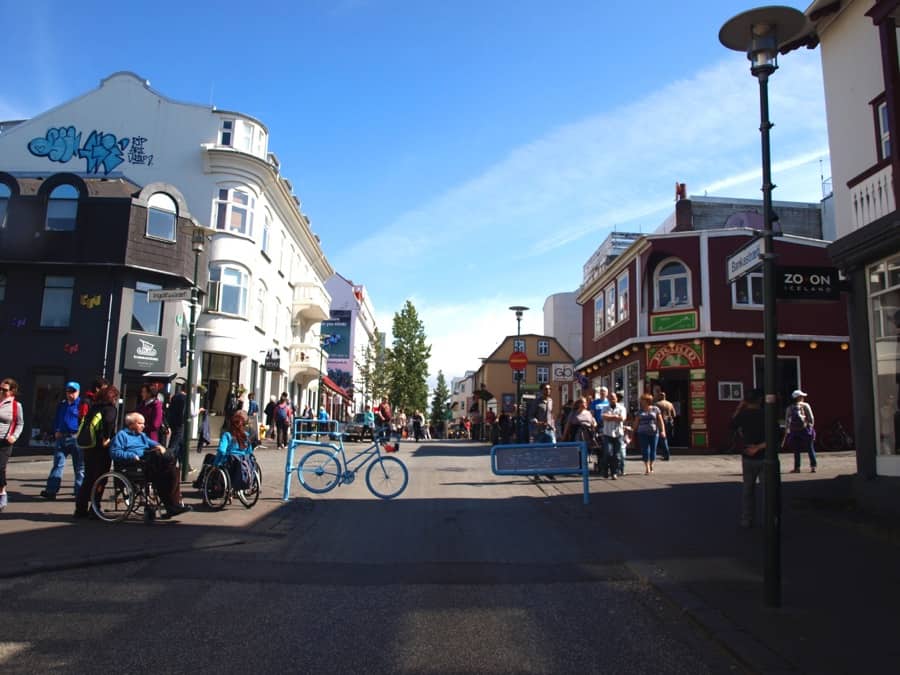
(388, 300, 431, 412)
(430, 370, 451, 429)
(356, 330, 390, 406)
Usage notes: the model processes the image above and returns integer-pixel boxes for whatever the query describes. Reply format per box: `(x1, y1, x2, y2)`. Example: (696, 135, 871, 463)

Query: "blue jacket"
(54, 397, 82, 434)
(215, 431, 252, 466)
(110, 428, 157, 462)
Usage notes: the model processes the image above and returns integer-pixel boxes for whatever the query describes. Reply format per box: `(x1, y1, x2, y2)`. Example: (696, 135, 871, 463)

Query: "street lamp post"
(720, 5, 807, 608)
(509, 305, 528, 439)
(316, 333, 334, 439)
(181, 227, 207, 481)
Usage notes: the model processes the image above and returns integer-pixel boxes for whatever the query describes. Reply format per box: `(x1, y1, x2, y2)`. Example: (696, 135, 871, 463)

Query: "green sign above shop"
(650, 310, 698, 334)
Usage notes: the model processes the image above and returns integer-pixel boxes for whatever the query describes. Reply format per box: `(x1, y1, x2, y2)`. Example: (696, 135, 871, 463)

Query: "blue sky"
(0, 0, 827, 385)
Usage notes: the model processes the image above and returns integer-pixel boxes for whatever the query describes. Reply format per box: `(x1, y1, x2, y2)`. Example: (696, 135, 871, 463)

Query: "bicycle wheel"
(202, 467, 230, 510)
(237, 465, 262, 508)
(91, 471, 135, 523)
(297, 449, 341, 493)
(365, 456, 408, 499)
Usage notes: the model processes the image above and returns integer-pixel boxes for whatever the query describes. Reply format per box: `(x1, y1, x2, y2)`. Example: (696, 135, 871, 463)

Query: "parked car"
(344, 413, 373, 442)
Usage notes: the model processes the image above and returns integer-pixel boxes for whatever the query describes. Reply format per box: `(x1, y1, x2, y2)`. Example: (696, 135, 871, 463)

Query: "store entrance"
(655, 371, 690, 448)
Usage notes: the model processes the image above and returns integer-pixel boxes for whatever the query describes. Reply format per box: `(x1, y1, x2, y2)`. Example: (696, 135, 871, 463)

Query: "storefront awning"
(322, 375, 351, 401)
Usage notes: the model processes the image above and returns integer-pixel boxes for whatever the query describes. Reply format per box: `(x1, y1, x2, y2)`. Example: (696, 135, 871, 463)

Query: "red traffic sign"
(508, 351, 528, 370)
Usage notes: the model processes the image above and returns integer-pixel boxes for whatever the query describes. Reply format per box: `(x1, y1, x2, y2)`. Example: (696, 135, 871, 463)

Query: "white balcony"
(292, 281, 331, 323)
(851, 163, 895, 230)
(288, 341, 327, 380)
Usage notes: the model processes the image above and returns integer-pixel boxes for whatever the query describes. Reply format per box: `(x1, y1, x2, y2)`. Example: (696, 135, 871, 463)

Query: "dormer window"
(46, 184, 79, 231)
(146, 192, 177, 241)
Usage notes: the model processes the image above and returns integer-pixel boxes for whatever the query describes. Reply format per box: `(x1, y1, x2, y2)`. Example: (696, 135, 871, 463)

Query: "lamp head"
(719, 6, 808, 77)
(191, 227, 206, 253)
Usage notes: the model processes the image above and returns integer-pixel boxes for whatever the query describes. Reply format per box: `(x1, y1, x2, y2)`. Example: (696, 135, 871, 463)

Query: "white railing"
(288, 342, 326, 376)
(851, 163, 895, 230)
(292, 281, 331, 319)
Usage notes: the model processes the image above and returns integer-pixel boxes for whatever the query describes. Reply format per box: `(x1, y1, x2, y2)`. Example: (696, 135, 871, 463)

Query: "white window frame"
(219, 119, 234, 147)
(536, 366, 549, 384)
(207, 263, 249, 317)
(46, 184, 79, 231)
(261, 210, 271, 256)
(877, 100, 891, 161)
(214, 187, 255, 236)
(733, 272, 763, 309)
(513, 338, 525, 353)
(537, 340, 549, 356)
(617, 272, 629, 322)
(146, 192, 177, 242)
(255, 281, 267, 330)
(718, 382, 744, 401)
(594, 293, 605, 338)
(40, 275, 74, 327)
(654, 258, 692, 310)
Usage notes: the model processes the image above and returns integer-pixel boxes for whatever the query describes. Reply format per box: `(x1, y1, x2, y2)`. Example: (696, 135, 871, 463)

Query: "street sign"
(508, 351, 528, 370)
(726, 238, 765, 283)
(148, 288, 192, 303)
(775, 266, 841, 301)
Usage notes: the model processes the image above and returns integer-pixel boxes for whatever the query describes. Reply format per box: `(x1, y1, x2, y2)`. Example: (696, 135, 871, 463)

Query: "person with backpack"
(274, 392, 292, 449)
(41, 382, 84, 500)
(784, 389, 817, 473)
(0, 377, 25, 512)
(74, 385, 119, 519)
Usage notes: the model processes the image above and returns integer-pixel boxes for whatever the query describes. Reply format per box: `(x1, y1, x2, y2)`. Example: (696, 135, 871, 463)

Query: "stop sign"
(508, 351, 528, 370)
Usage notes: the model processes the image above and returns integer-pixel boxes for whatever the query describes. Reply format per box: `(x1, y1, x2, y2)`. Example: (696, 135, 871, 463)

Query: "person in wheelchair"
(109, 412, 192, 519)
(215, 410, 258, 464)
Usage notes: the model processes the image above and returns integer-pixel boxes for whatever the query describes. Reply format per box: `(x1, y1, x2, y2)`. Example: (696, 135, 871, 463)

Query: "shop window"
(868, 255, 900, 456)
(146, 192, 177, 241)
(207, 263, 249, 317)
(46, 184, 79, 231)
(132, 281, 162, 334)
(0, 182, 10, 229)
(214, 187, 255, 236)
(718, 382, 743, 401)
(655, 259, 691, 310)
(733, 272, 763, 308)
(40, 275, 74, 327)
(537, 340, 549, 355)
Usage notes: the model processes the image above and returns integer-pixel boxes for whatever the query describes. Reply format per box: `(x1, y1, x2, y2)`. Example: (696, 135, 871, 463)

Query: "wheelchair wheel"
(237, 465, 262, 508)
(91, 471, 135, 523)
(365, 456, 408, 499)
(202, 467, 230, 510)
(297, 449, 341, 493)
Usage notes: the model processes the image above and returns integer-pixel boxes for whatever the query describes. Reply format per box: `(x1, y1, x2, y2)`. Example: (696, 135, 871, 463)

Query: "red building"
(575, 196, 851, 451)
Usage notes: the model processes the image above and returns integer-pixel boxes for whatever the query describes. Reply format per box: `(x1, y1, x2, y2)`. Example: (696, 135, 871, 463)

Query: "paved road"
(1, 442, 890, 674)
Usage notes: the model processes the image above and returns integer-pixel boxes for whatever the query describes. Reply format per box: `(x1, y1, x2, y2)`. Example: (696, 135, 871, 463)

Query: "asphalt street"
(0, 441, 891, 674)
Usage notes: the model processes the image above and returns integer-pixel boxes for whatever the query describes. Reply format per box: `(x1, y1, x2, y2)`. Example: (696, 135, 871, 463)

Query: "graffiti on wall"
(27, 126, 153, 175)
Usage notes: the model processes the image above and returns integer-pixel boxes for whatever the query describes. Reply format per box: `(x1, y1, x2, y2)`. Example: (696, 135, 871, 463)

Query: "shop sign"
(123, 333, 167, 371)
(264, 348, 281, 371)
(646, 342, 705, 369)
(650, 310, 698, 334)
(552, 363, 574, 382)
(775, 266, 841, 301)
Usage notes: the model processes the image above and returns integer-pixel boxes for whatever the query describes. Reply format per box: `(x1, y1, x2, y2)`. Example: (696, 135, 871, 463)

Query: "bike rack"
(282, 418, 344, 501)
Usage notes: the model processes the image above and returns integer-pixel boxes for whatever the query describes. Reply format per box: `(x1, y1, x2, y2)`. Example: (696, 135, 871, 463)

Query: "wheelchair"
(89, 461, 162, 523)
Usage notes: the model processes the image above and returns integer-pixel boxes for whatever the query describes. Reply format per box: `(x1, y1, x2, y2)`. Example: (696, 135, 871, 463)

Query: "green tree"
(388, 300, 431, 412)
(430, 370, 451, 429)
(356, 330, 390, 406)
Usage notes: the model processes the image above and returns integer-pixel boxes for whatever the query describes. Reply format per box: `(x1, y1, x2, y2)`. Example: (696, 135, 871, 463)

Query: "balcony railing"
(851, 162, 895, 230)
(292, 282, 331, 323)
(288, 342, 327, 378)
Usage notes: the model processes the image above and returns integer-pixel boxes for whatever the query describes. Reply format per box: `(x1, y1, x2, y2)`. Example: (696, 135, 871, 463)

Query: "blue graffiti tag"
(78, 130, 129, 174)
(27, 126, 82, 162)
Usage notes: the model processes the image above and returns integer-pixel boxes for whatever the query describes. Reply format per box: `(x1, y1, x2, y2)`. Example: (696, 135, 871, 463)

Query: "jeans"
(637, 431, 658, 463)
(0, 440, 12, 489)
(658, 420, 673, 459)
(741, 456, 765, 525)
(46, 435, 84, 496)
(604, 435, 623, 476)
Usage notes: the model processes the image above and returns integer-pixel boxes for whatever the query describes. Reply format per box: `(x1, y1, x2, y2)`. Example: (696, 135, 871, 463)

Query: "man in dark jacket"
(731, 388, 766, 528)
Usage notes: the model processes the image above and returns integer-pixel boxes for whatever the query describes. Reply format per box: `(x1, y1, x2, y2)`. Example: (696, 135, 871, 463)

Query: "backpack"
(788, 404, 808, 433)
(76, 410, 104, 449)
(275, 403, 288, 424)
(229, 453, 257, 491)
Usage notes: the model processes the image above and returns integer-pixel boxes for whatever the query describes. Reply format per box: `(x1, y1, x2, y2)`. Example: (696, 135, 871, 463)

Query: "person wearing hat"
(783, 389, 817, 473)
(41, 381, 85, 499)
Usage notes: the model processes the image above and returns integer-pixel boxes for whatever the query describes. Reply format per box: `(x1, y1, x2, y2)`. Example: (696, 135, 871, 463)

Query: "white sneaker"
(0, 492, 7, 511)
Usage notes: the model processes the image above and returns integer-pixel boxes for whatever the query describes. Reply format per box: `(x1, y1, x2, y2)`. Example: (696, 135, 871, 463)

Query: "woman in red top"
(136, 383, 164, 443)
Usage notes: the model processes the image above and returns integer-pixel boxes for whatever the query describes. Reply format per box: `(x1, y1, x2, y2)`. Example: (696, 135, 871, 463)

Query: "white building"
(0, 72, 333, 415)
(323, 273, 379, 415)
(542, 292, 582, 363)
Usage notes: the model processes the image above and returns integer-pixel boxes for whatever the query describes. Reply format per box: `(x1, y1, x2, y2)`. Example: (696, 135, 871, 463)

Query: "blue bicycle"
(297, 427, 408, 499)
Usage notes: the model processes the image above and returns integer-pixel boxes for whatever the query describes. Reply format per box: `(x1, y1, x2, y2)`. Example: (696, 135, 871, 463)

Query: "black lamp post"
(181, 226, 207, 481)
(720, 5, 807, 608)
(509, 306, 528, 414)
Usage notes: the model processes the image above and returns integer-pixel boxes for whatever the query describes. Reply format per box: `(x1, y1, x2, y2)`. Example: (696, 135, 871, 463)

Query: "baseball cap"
(65, 381, 80, 392)
(791, 389, 807, 399)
